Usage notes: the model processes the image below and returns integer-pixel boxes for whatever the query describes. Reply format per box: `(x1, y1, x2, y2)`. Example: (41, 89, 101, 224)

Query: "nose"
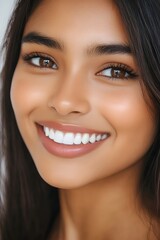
(48, 74, 91, 116)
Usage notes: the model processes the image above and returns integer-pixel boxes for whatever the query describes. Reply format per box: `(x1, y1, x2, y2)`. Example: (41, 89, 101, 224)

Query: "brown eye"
(99, 67, 129, 79)
(30, 56, 57, 69)
(111, 68, 129, 78)
(40, 58, 53, 68)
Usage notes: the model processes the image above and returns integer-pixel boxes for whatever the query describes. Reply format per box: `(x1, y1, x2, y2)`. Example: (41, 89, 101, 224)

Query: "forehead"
(24, 0, 128, 47)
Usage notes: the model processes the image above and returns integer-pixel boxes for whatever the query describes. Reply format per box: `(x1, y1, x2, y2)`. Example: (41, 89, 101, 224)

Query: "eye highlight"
(22, 52, 58, 69)
(97, 63, 138, 80)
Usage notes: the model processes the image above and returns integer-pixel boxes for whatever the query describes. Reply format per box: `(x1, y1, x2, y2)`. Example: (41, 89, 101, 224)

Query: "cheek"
(94, 83, 156, 152)
(10, 68, 48, 117)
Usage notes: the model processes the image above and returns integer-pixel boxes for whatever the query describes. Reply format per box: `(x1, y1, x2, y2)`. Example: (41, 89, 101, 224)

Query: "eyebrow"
(87, 43, 132, 55)
(22, 31, 132, 55)
(22, 31, 64, 50)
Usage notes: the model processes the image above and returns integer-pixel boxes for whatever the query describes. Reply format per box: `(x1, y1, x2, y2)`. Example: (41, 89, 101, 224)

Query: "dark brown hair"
(115, 0, 160, 223)
(0, 0, 160, 239)
(0, 1, 59, 239)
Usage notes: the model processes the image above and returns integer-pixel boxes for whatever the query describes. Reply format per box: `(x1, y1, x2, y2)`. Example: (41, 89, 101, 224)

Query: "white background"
(0, 0, 15, 67)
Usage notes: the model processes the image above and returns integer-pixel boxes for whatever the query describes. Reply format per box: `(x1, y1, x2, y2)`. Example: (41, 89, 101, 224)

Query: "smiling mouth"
(37, 122, 109, 158)
(43, 126, 108, 145)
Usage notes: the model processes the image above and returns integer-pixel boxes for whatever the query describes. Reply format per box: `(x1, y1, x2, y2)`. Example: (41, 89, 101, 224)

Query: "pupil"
(112, 69, 124, 78)
(44, 59, 49, 65)
(41, 59, 50, 67)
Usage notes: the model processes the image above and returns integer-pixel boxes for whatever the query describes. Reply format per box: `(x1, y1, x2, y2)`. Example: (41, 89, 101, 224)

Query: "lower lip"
(37, 125, 107, 158)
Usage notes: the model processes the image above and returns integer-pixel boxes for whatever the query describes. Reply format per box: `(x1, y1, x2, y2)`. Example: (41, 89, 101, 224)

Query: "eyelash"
(22, 52, 58, 69)
(22, 52, 138, 80)
(97, 63, 138, 80)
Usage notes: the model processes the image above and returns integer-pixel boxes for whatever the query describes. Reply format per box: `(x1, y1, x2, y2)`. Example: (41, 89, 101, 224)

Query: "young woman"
(0, 0, 160, 239)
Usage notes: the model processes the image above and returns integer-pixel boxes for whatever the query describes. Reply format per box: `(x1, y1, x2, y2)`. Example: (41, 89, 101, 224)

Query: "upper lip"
(37, 121, 108, 134)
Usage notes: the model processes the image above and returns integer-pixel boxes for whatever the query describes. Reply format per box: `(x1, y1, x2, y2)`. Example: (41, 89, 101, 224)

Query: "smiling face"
(10, 0, 156, 188)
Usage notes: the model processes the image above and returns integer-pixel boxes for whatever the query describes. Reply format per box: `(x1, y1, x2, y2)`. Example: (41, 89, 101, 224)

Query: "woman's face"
(11, 0, 156, 188)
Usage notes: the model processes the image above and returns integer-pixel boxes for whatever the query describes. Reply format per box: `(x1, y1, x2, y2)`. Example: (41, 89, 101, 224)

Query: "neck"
(52, 163, 156, 240)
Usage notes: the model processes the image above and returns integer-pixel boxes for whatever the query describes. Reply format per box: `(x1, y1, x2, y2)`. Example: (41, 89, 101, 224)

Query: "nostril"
(72, 111, 81, 114)
(49, 106, 81, 114)
(48, 92, 90, 116)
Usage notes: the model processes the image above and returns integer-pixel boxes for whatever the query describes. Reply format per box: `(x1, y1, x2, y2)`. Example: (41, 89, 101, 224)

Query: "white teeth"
(43, 127, 108, 145)
(89, 134, 96, 143)
(44, 127, 50, 137)
(96, 134, 101, 141)
(82, 133, 90, 144)
(63, 133, 74, 145)
(101, 134, 108, 140)
(54, 130, 64, 143)
(49, 129, 54, 140)
(74, 133, 82, 145)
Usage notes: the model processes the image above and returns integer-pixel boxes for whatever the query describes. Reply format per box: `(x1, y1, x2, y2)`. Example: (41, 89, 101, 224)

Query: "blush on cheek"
(10, 71, 45, 114)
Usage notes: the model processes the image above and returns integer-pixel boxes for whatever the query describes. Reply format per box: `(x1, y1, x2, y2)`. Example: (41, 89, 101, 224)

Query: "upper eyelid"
(96, 63, 139, 79)
(98, 63, 136, 73)
(22, 52, 58, 68)
(22, 52, 56, 61)
(100, 62, 134, 71)
(22, 52, 138, 77)
(22, 51, 135, 69)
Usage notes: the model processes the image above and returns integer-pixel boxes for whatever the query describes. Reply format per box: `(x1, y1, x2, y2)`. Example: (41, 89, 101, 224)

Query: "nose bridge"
(49, 69, 90, 115)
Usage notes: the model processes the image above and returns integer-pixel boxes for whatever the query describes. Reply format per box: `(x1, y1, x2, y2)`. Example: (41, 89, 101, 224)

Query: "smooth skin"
(11, 0, 157, 239)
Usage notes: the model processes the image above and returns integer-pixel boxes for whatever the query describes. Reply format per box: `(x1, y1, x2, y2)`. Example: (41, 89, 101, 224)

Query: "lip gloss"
(37, 122, 109, 158)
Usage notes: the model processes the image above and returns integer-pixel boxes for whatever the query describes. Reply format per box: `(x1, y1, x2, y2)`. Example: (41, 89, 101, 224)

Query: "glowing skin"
(11, 0, 155, 188)
(11, 0, 156, 239)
